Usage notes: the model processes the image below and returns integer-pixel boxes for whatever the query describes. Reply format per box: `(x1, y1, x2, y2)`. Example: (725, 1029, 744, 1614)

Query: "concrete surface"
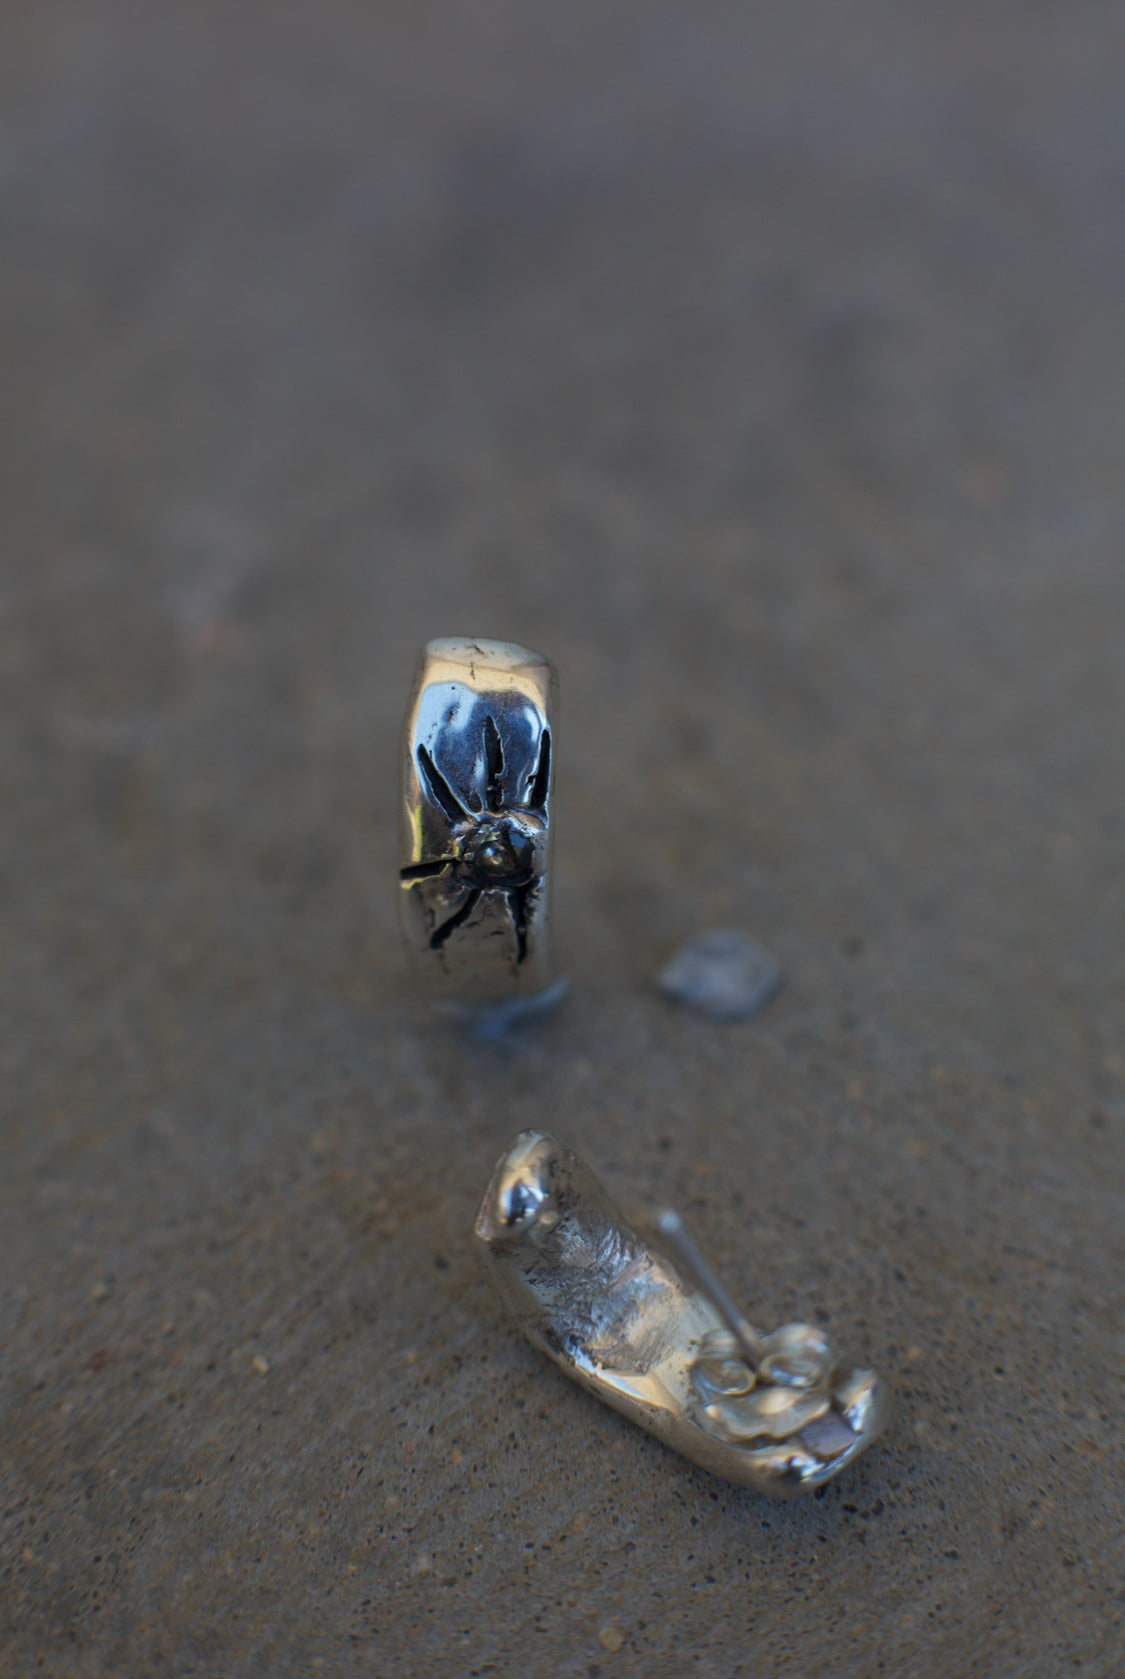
(1, 2, 1123, 1674)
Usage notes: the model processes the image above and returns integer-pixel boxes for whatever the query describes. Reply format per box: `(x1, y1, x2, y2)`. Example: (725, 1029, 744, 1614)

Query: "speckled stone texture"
(1, 3, 1123, 1675)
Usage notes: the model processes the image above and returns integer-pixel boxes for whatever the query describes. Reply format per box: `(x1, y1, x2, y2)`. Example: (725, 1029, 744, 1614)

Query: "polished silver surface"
(475, 1131, 889, 1497)
(399, 638, 560, 1017)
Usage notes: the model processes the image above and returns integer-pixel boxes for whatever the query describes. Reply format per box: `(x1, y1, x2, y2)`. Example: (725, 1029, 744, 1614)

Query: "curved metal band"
(399, 638, 558, 1013)
(475, 1131, 889, 1497)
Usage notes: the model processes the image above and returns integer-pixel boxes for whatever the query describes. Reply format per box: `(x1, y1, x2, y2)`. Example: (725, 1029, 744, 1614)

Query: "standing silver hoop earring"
(399, 638, 563, 1024)
(475, 1131, 889, 1496)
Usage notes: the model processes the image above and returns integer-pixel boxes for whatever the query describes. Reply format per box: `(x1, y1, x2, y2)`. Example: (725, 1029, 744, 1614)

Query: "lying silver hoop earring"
(399, 639, 563, 1025)
(475, 1131, 889, 1497)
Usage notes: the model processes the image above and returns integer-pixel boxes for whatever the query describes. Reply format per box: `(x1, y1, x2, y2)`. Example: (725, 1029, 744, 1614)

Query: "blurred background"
(2, 2, 1123, 1674)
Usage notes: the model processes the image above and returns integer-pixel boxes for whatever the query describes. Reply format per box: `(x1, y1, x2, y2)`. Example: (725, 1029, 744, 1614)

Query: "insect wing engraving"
(402, 686, 551, 966)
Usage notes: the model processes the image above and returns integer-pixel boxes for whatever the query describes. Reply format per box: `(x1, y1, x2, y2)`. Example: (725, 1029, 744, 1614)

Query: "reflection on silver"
(475, 1131, 889, 1497)
(399, 639, 561, 1020)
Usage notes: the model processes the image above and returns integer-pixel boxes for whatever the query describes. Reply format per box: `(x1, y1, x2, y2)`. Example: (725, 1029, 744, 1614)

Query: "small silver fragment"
(657, 930, 783, 1021)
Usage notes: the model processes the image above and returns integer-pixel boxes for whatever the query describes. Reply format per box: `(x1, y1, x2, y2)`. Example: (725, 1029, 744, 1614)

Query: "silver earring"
(399, 638, 563, 1025)
(475, 1131, 889, 1497)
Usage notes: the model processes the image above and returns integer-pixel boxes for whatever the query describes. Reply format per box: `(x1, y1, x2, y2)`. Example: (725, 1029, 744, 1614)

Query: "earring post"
(655, 1209, 765, 1369)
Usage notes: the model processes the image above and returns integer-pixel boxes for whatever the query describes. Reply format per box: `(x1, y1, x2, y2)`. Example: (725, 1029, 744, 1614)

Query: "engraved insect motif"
(400, 713, 551, 962)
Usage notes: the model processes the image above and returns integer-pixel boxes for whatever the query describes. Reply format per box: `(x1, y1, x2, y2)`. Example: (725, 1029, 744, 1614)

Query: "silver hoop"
(476, 1131, 889, 1496)
(399, 639, 561, 1021)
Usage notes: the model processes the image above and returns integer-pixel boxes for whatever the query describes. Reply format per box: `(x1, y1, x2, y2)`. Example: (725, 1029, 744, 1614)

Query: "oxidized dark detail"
(400, 716, 551, 962)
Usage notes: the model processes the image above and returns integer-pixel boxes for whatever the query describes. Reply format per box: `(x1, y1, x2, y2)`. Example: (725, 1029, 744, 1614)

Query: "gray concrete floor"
(2, 2, 1124, 1674)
